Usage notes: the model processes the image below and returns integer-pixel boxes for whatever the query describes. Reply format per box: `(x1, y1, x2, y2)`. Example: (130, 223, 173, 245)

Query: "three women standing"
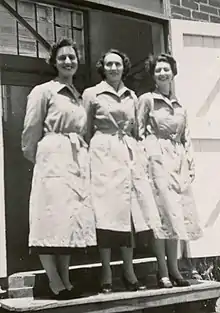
(22, 36, 202, 298)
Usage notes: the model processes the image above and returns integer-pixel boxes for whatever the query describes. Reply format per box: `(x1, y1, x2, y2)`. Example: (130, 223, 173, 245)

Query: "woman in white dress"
(138, 53, 202, 288)
(22, 38, 96, 300)
(83, 49, 163, 293)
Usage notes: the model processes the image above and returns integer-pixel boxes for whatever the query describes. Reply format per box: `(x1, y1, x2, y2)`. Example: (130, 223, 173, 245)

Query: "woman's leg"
(120, 247, 137, 283)
(153, 238, 169, 278)
(99, 248, 112, 285)
(39, 255, 65, 294)
(166, 239, 182, 279)
(57, 255, 73, 290)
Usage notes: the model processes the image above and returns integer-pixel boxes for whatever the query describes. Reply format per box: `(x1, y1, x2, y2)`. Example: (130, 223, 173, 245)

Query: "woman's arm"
(130, 92, 139, 140)
(82, 88, 96, 145)
(137, 93, 151, 140)
(21, 85, 48, 163)
(181, 111, 195, 182)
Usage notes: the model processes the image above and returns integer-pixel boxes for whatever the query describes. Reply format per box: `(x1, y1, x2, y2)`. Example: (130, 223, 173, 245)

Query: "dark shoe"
(50, 289, 73, 300)
(169, 274, 190, 287)
(156, 273, 173, 289)
(122, 275, 147, 291)
(99, 283, 113, 294)
(50, 287, 83, 300)
(68, 286, 84, 299)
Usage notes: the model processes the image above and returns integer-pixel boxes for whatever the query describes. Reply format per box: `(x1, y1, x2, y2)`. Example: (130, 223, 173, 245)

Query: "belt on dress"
(44, 131, 88, 151)
(64, 132, 88, 151)
(146, 125, 181, 143)
(156, 133, 182, 143)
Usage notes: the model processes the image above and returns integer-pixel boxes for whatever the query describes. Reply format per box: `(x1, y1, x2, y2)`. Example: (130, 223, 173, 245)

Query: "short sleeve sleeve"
(21, 85, 48, 163)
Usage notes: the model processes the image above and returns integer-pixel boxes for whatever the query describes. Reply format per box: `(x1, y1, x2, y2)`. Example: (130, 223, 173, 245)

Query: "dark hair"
(96, 49, 131, 80)
(48, 37, 80, 73)
(145, 53, 178, 77)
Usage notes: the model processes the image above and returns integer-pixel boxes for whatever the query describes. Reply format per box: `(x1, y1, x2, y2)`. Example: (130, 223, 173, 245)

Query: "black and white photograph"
(0, 1, 220, 313)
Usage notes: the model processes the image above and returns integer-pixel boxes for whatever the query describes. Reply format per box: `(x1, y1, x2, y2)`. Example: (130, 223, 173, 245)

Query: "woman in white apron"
(22, 38, 96, 300)
(83, 49, 163, 293)
(138, 53, 202, 288)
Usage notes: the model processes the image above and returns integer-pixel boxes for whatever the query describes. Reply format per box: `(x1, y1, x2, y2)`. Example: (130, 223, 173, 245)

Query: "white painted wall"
(0, 72, 7, 277)
(171, 19, 220, 257)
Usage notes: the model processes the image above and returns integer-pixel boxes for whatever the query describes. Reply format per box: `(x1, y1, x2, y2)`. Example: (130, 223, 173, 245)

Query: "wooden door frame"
(0, 55, 55, 276)
(0, 68, 7, 278)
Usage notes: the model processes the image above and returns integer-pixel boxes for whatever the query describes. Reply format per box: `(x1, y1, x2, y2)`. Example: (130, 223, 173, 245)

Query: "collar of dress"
(51, 79, 82, 101)
(152, 89, 182, 109)
(95, 80, 132, 98)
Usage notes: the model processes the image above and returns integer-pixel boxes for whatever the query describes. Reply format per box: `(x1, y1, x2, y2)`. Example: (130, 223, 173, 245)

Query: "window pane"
(72, 11, 83, 28)
(55, 8, 72, 41)
(73, 30, 85, 63)
(0, 1, 17, 54)
(72, 12, 84, 63)
(17, 1, 37, 56)
(37, 4, 54, 58)
(55, 8, 71, 26)
(55, 25, 72, 40)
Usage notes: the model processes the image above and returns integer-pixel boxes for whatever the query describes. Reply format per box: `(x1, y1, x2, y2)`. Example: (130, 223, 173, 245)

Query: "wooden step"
(0, 280, 220, 313)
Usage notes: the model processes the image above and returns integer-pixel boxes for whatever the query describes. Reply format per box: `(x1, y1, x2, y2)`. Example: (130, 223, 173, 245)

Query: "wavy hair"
(48, 37, 80, 74)
(145, 53, 178, 77)
(96, 49, 131, 80)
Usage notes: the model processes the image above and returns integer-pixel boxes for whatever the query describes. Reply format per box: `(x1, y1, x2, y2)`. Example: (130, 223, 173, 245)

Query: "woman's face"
(55, 46, 78, 78)
(154, 61, 173, 88)
(103, 53, 124, 84)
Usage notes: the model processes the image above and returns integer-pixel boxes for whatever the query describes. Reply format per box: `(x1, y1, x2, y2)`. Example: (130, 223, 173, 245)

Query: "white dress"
(22, 79, 96, 250)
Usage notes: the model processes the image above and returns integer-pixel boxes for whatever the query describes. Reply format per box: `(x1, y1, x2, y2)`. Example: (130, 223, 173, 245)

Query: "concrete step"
(7, 287, 33, 299)
(8, 258, 159, 299)
(6, 257, 199, 299)
(0, 288, 6, 300)
(0, 280, 220, 313)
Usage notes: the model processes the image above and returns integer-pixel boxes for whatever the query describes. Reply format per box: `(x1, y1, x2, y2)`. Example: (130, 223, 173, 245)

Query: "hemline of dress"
(29, 246, 93, 255)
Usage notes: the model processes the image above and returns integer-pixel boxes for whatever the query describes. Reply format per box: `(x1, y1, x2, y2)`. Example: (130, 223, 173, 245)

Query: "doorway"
(2, 72, 54, 274)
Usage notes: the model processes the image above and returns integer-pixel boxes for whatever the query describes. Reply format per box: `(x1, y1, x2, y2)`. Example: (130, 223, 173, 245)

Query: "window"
(0, 0, 85, 61)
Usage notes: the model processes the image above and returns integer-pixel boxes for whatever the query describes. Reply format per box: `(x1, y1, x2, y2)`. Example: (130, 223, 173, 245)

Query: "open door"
(1, 54, 91, 274)
(171, 20, 220, 257)
(2, 71, 53, 274)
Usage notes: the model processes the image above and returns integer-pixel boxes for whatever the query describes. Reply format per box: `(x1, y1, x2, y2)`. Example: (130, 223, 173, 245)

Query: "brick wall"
(171, 0, 220, 23)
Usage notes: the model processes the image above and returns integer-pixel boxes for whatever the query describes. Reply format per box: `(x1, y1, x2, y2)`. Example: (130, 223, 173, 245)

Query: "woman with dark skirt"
(83, 49, 164, 293)
(138, 53, 203, 288)
(22, 38, 96, 300)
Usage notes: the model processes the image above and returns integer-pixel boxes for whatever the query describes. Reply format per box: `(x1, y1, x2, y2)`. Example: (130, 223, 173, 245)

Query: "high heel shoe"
(191, 270, 203, 280)
(99, 283, 113, 294)
(122, 275, 147, 291)
(169, 274, 190, 287)
(156, 273, 173, 289)
(50, 289, 74, 300)
(158, 277, 173, 289)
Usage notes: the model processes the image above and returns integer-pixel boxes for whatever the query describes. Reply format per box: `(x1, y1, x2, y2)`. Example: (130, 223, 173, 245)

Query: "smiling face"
(103, 53, 124, 85)
(55, 45, 78, 79)
(154, 61, 173, 88)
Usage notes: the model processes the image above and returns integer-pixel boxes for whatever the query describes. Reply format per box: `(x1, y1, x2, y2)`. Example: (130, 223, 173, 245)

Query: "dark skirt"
(96, 229, 151, 248)
(29, 246, 83, 255)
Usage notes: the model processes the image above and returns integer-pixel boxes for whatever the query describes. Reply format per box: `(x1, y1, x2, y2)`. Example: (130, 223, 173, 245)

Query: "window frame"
(33, 0, 171, 21)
